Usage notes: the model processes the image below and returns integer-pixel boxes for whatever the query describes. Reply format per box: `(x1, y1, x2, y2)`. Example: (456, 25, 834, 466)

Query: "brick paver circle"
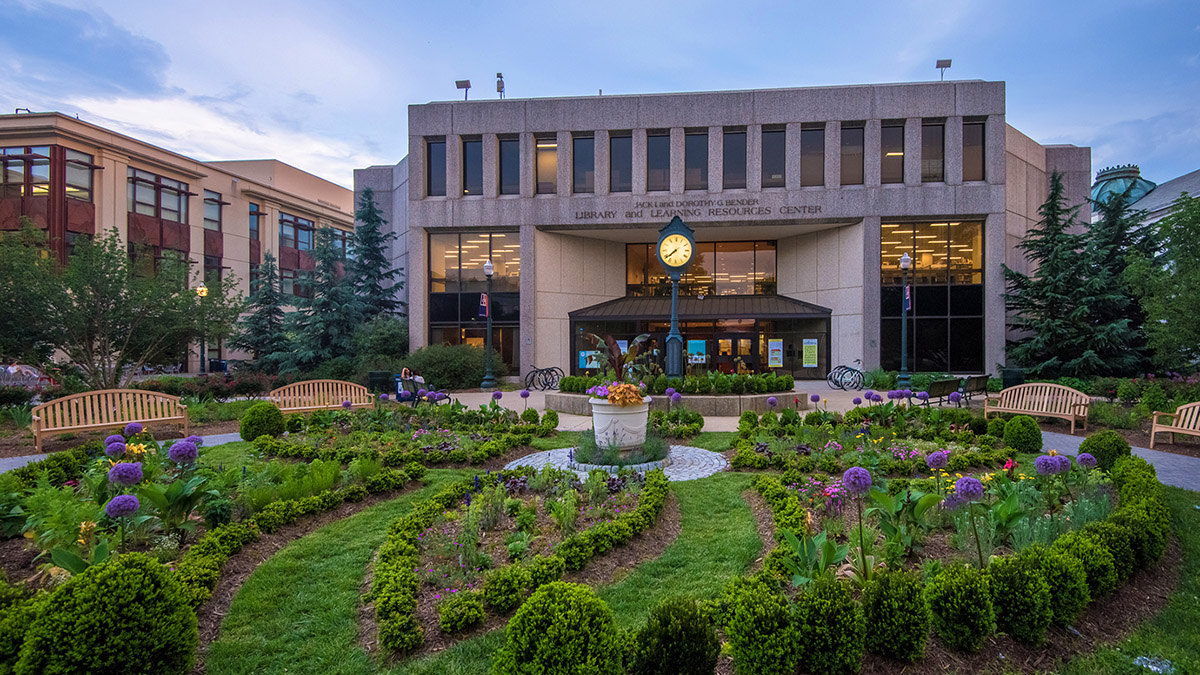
(504, 445, 728, 482)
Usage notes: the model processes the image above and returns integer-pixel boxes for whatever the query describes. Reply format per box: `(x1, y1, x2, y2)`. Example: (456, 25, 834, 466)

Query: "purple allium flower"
(492, 391, 503, 400)
(670, 392, 682, 404)
(417, 389, 428, 398)
(124, 422, 143, 436)
(767, 396, 778, 408)
(380, 393, 389, 401)
(167, 440, 198, 464)
(105, 434, 124, 446)
(107, 462, 143, 486)
(926, 450, 949, 471)
(400, 390, 413, 400)
(105, 494, 140, 519)
(842, 467, 872, 495)
(1034, 454, 1057, 476)
(864, 390, 875, 399)
(105, 442, 126, 459)
(852, 397, 863, 406)
(665, 387, 676, 397)
(902, 389, 913, 398)
(886, 390, 898, 400)
(184, 435, 204, 447)
(941, 493, 968, 511)
(810, 394, 821, 403)
(342, 400, 352, 409)
(917, 391, 930, 401)
(955, 476, 984, 501)
(520, 389, 530, 399)
(1077, 452, 1097, 469)
(1054, 454, 1072, 474)
(948, 391, 963, 403)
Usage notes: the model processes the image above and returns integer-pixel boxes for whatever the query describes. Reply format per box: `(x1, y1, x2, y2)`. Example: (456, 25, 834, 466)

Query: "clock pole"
(666, 270, 683, 379)
(657, 216, 694, 381)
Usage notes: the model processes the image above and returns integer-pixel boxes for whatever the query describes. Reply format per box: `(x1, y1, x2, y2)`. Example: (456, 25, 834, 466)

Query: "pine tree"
(230, 252, 290, 373)
(285, 228, 365, 372)
(1084, 188, 1154, 375)
(350, 187, 404, 319)
(1003, 172, 1140, 378)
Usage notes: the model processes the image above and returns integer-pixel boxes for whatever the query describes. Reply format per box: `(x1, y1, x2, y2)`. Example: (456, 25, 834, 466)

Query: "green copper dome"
(1091, 164, 1157, 205)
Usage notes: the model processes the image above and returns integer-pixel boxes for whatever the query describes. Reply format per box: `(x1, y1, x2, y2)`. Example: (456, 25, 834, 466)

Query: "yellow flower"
(78, 521, 96, 545)
(955, 473, 962, 478)
(1048, 449, 1058, 457)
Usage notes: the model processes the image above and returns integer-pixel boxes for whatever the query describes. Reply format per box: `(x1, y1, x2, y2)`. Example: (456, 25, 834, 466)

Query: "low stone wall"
(545, 391, 809, 417)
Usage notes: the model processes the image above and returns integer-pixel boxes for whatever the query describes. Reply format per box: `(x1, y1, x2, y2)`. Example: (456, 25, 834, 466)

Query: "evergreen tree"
(350, 187, 404, 319)
(284, 227, 365, 372)
(230, 252, 290, 373)
(1003, 172, 1140, 378)
(1126, 193, 1200, 369)
(1084, 188, 1154, 375)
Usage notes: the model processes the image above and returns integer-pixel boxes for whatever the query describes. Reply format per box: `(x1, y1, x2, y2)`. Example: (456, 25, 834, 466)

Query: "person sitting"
(400, 367, 413, 380)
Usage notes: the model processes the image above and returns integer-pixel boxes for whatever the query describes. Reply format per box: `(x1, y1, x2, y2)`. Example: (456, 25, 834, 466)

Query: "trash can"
(208, 359, 228, 373)
(366, 371, 392, 393)
(1000, 367, 1025, 390)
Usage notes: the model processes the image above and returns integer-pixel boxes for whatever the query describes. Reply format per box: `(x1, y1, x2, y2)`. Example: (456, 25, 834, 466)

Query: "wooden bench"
(1150, 401, 1200, 449)
(31, 389, 188, 452)
(269, 379, 374, 413)
(961, 375, 990, 401)
(921, 378, 961, 405)
(984, 383, 1090, 434)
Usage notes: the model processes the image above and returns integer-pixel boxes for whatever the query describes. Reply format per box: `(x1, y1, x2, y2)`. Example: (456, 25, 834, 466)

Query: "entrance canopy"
(568, 295, 832, 321)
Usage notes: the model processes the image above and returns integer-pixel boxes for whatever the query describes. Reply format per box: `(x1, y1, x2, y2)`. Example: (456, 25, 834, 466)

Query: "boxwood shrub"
(987, 553, 1052, 645)
(437, 591, 484, 633)
(1079, 430, 1131, 472)
(925, 564, 995, 652)
(492, 582, 621, 675)
(1052, 531, 1119, 598)
(861, 569, 929, 662)
(631, 596, 719, 675)
(725, 581, 799, 675)
(1081, 521, 1136, 582)
(240, 402, 285, 441)
(1002, 415, 1042, 453)
(483, 565, 531, 614)
(1019, 544, 1089, 627)
(792, 576, 865, 675)
(527, 555, 565, 588)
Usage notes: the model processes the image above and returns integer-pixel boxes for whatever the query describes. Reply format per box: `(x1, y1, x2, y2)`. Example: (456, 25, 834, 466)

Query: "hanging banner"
(768, 339, 784, 368)
(686, 340, 707, 365)
(578, 350, 604, 370)
(478, 293, 490, 318)
(802, 339, 819, 368)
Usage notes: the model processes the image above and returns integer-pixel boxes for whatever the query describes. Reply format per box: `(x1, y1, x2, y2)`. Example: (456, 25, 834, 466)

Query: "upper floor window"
(627, 240, 777, 297)
(610, 133, 633, 193)
(330, 227, 353, 259)
(64, 149, 95, 201)
(127, 168, 189, 223)
(535, 135, 557, 194)
(922, 122, 945, 182)
(249, 263, 261, 294)
(840, 124, 864, 186)
(881, 123, 904, 184)
(646, 130, 670, 192)
(722, 128, 746, 190)
(279, 212, 314, 250)
(461, 137, 483, 196)
(1, 146, 50, 199)
(573, 134, 595, 194)
(684, 130, 708, 190)
(800, 126, 825, 187)
(426, 138, 446, 196)
(963, 120, 986, 182)
(248, 202, 264, 241)
(204, 254, 222, 285)
(761, 126, 786, 188)
(499, 136, 520, 195)
(203, 190, 224, 231)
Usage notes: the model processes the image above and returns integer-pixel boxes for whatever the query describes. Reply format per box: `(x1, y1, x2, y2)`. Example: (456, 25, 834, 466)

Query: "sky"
(1, 0, 1197, 189)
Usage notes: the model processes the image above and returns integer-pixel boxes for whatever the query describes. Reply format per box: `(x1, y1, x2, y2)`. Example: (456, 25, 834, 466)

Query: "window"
(646, 131, 670, 192)
(499, 137, 520, 195)
(535, 135, 557, 194)
(461, 137, 482, 196)
(840, 124, 864, 185)
(1, 146, 51, 199)
(64, 149, 94, 201)
(279, 212, 314, 250)
(684, 130, 707, 190)
(800, 127, 825, 187)
(248, 203, 264, 241)
(881, 123, 904, 184)
(761, 127, 786, 188)
(203, 190, 223, 231)
(204, 255, 222, 285)
(572, 134, 594, 193)
(426, 138, 446, 196)
(963, 121, 986, 182)
(722, 128, 746, 189)
(626, 240, 777, 297)
(282, 269, 313, 299)
(126, 168, 189, 222)
(922, 122, 945, 182)
(427, 231, 521, 371)
(880, 221, 984, 372)
(249, 263, 261, 294)
(330, 228, 353, 259)
(610, 133, 632, 193)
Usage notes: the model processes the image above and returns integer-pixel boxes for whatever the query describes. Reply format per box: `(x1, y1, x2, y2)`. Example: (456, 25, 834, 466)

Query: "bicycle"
(826, 359, 872, 391)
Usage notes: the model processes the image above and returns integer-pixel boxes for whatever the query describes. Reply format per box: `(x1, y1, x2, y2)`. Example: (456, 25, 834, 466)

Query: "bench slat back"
(963, 375, 989, 394)
(928, 379, 959, 397)
(998, 383, 1088, 415)
(1174, 402, 1200, 431)
(34, 389, 185, 431)
(269, 379, 372, 410)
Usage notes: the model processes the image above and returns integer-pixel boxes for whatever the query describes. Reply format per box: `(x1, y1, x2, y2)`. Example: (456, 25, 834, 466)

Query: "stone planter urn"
(589, 396, 652, 450)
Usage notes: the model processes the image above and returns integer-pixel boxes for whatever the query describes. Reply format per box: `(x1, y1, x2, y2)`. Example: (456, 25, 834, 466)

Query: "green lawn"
(199, 440, 260, 470)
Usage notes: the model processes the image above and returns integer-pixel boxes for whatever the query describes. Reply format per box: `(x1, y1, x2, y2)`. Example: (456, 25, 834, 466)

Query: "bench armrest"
(1152, 411, 1177, 424)
(984, 396, 1000, 407)
(1069, 401, 1090, 410)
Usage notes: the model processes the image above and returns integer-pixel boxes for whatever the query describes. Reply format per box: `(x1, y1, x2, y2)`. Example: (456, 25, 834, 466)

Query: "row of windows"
(626, 241, 777, 297)
(427, 120, 986, 197)
(128, 168, 191, 223)
(2, 146, 96, 201)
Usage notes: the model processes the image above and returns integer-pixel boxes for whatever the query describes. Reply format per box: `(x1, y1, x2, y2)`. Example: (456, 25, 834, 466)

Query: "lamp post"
(898, 252, 912, 390)
(480, 259, 496, 391)
(194, 283, 208, 374)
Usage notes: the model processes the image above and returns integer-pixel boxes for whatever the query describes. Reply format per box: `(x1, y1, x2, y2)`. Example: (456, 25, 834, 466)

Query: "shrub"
(631, 596, 719, 675)
(483, 565, 531, 614)
(401, 344, 507, 391)
(1079, 430, 1131, 473)
(792, 576, 865, 675)
(725, 580, 798, 675)
(1002, 415, 1042, 453)
(925, 564, 995, 652)
(284, 412, 305, 433)
(520, 408, 540, 425)
(527, 555, 566, 588)
(861, 569, 929, 662)
(1053, 531, 1119, 598)
(1109, 506, 1166, 569)
(240, 402, 285, 441)
(437, 591, 484, 633)
(492, 582, 621, 675)
(1081, 521, 1136, 582)
(1020, 544, 1089, 627)
(987, 553, 1052, 645)
(14, 553, 197, 675)
(540, 410, 559, 434)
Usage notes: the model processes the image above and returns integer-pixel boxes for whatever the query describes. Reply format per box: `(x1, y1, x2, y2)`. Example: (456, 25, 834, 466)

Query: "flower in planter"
(105, 494, 140, 519)
(105, 442, 126, 459)
(108, 462, 143, 486)
(124, 422, 143, 436)
(767, 396, 778, 408)
(1077, 453, 1097, 469)
(167, 440, 198, 465)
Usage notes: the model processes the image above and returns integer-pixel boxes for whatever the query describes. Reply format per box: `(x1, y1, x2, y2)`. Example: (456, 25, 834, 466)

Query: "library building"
(355, 79, 1092, 378)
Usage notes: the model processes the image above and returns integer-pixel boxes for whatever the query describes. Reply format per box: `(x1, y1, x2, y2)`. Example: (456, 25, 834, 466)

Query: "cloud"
(1089, 109, 1200, 183)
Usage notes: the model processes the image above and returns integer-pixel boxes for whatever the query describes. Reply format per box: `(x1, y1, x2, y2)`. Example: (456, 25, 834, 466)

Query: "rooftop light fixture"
(936, 59, 952, 81)
(456, 80, 471, 100)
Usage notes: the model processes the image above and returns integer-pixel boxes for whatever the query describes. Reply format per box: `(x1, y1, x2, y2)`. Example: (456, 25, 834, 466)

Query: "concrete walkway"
(1043, 431, 1200, 493)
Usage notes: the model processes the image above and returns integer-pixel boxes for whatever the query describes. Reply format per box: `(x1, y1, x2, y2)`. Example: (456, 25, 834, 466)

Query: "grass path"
(206, 470, 760, 675)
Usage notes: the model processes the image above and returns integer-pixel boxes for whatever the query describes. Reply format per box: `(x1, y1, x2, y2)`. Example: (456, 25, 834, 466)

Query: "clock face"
(658, 234, 693, 267)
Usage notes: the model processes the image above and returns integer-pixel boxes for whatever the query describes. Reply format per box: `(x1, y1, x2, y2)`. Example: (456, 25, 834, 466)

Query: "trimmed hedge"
(631, 596, 720, 675)
(553, 469, 671, 571)
(437, 591, 484, 633)
(253, 432, 532, 467)
(1052, 531, 1119, 599)
(483, 564, 531, 614)
(1002, 415, 1042, 453)
(987, 553, 1052, 645)
(1081, 429, 1132, 473)
(926, 564, 995, 652)
(725, 580, 798, 675)
(792, 576, 865, 675)
(492, 582, 622, 675)
(240, 402, 284, 441)
(1020, 544, 1090, 627)
(862, 569, 929, 662)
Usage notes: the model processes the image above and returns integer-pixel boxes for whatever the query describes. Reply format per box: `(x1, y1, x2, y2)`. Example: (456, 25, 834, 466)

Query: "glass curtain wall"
(626, 241, 777, 297)
(429, 231, 521, 370)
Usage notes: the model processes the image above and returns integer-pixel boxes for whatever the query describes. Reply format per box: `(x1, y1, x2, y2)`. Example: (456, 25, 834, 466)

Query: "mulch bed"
(742, 489, 776, 574)
(359, 491, 683, 663)
(0, 420, 241, 459)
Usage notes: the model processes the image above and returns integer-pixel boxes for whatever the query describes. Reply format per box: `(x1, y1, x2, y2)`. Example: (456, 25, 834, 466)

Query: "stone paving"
(1043, 431, 1200, 493)
(504, 445, 729, 482)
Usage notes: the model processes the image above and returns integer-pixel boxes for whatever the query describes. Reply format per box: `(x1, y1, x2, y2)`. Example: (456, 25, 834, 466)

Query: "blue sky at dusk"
(1, 0, 1196, 188)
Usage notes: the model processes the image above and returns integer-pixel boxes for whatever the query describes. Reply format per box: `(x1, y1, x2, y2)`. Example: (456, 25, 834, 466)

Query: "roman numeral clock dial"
(659, 234, 693, 267)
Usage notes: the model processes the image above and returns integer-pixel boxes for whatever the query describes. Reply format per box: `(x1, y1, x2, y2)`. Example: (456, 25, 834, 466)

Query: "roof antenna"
(14, 108, 31, 114)
(936, 59, 952, 81)
(496, 73, 505, 99)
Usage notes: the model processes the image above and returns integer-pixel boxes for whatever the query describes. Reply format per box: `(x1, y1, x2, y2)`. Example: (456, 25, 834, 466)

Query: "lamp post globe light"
(194, 283, 208, 374)
(898, 252, 912, 390)
(480, 259, 496, 391)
